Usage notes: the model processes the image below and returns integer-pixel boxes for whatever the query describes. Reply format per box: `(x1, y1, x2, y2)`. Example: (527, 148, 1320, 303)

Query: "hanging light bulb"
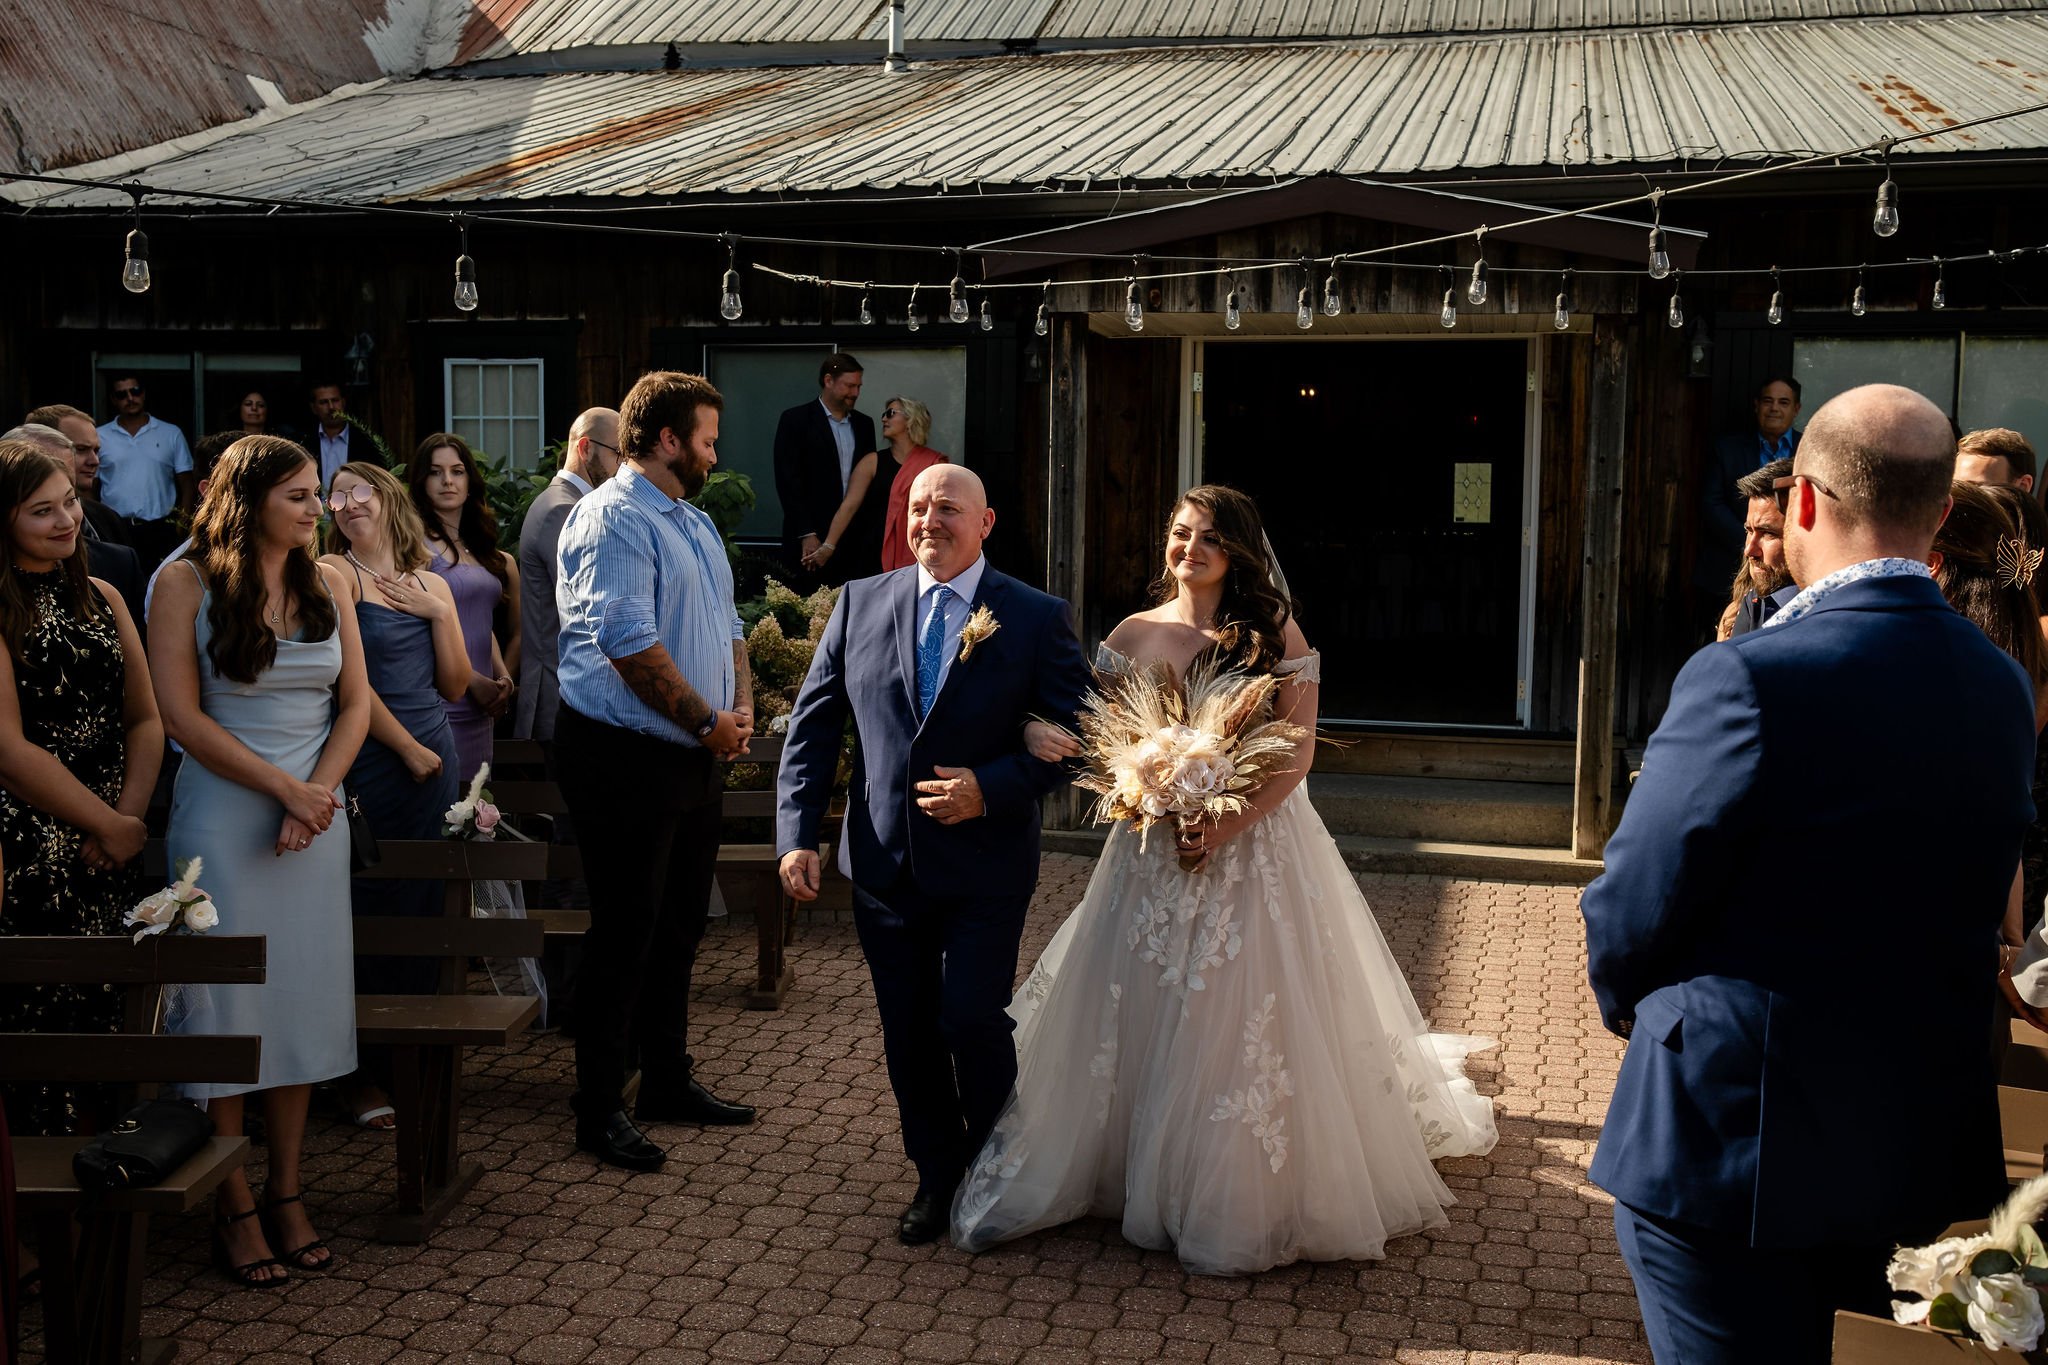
(1932, 257, 1948, 310)
(718, 237, 743, 321)
(907, 283, 922, 332)
(452, 219, 478, 312)
(948, 261, 970, 325)
(1034, 281, 1050, 337)
(1321, 266, 1341, 317)
(859, 282, 876, 326)
(1126, 278, 1145, 333)
(1223, 273, 1242, 331)
(1438, 267, 1458, 329)
(1467, 242, 1489, 306)
(1552, 269, 1572, 331)
(1294, 284, 1313, 331)
(1873, 141, 1901, 237)
(1666, 271, 1685, 330)
(1647, 193, 1672, 280)
(1851, 266, 1868, 317)
(978, 297, 993, 332)
(119, 190, 152, 295)
(1766, 265, 1784, 326)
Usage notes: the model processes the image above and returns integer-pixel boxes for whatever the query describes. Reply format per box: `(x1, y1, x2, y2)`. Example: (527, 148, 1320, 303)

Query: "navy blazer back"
(776, 564, 1090, 896)
(1584, 574, 2035, 1247)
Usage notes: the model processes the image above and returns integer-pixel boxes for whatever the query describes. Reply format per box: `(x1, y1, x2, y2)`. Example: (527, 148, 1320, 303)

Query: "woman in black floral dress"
(0, 440, 163, 1134)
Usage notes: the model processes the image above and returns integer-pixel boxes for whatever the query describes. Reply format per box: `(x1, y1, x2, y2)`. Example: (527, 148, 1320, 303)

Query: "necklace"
(343, 548, 392, 581)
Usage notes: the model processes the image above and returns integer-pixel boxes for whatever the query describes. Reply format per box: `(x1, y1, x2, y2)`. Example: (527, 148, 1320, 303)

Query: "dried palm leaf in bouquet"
(1067, 652, 1310, 871)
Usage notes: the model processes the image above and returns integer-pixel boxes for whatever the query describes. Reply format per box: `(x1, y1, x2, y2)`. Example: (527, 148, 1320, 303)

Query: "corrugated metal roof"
(0, 0, 466, 172)
(14, 12, 2048, 208)
(452, 0, 2048, 60)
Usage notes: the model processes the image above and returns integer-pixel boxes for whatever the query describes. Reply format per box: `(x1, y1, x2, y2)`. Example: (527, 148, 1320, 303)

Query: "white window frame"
(442, 357, 546, 468)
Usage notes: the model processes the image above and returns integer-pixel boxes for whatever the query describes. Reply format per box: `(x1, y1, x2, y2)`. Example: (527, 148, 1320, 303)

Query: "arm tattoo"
(732, 640, 753, 712)
(614, 645, 716, 732)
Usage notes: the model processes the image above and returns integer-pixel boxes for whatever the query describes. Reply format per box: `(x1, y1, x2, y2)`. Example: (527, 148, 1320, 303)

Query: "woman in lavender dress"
(407, 434, 518, 786)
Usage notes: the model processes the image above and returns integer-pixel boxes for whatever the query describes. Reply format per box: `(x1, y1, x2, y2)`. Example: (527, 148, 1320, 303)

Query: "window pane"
(514, 420, 542, 466)
(843, 347, 970, 466)
(1793, 337, 1956, 420)
(451, 364, 480, 418)
(455, 418, 483, 452)
(703, 346, 835, 539)
(482, 364, 510, 414)
(512, 363, 540, 416)
(1960, 337, 2048, 438)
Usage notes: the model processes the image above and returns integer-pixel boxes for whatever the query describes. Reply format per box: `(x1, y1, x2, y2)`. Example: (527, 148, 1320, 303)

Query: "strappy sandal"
(260, 1192, 335, 1272)
(211, 1204, 287, 1289)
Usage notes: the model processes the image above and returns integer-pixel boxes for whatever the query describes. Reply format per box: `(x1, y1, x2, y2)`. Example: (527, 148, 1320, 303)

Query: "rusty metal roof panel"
(14, 11, 2048, 207)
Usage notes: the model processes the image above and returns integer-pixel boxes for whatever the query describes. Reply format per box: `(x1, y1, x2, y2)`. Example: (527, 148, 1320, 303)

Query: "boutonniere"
(957, 605, 1000, 662)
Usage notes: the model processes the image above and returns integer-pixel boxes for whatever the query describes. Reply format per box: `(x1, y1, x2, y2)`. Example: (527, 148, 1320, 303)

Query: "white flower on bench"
(443, 762, 502, 841)
(1889, 1173, 2048, 1350)
(124, 857, 218, 943)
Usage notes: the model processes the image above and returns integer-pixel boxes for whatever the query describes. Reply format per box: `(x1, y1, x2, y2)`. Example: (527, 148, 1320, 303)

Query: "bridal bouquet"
(124, 857, 219, 943)
(1888, 1173, 2048, 1350)
(1071, 656, 1309, 871)
(443, 762, 501, 841)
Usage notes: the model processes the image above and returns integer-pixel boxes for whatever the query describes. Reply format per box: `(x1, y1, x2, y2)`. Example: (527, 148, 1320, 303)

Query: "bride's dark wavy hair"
(1148, 484, 1296, 674)
(186, 435, 335, 684)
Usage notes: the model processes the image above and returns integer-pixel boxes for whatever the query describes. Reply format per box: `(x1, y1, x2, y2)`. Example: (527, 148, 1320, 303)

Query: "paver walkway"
(26, 856, 1642, 1364)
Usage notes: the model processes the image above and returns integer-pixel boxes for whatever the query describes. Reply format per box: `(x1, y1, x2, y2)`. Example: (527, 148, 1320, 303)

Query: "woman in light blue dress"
(150, 436, 370, 1288)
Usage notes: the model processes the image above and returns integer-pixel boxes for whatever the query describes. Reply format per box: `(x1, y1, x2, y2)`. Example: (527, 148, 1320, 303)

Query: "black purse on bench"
(72, 1097, 213, 1211)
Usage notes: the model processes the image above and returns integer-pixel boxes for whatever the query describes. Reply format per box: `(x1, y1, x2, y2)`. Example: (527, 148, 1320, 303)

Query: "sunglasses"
(1772, 472, 1842, 514)
(882, 408, 903, 420)
(112, 386, 144, 398)
(326, 485, 375, 512)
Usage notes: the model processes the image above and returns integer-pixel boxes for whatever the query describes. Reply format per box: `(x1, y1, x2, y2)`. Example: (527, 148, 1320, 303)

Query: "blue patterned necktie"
(916, 584, 954, 718)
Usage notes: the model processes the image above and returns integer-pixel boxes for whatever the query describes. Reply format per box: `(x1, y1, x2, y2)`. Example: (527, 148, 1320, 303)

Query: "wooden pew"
(0, 934, 264, 1365)
(2002, 1017, 2048, 1181)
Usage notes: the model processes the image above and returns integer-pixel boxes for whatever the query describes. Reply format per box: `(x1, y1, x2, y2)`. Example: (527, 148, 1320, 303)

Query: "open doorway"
(1200, 339, 1533, 726)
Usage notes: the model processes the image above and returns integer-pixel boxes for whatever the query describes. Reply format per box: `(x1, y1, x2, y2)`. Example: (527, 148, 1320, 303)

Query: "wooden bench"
(2001, 1017, 2048, 1180)
(0, 934, 264, 1365)
(495, 735, 844, 1010)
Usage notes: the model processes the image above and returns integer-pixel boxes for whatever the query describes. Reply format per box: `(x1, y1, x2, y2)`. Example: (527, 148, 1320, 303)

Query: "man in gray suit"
(517, 406, 621, 741)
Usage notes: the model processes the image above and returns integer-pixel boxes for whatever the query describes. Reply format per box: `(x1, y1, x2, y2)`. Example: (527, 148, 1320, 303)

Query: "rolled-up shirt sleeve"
(585, 514, 663, 660)
(599, 596, 660, 659)
(732, 612, 745, 641)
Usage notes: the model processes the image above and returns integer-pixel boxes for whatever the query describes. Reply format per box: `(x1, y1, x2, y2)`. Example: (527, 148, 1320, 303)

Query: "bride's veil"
(1260, 529, 1292, 605)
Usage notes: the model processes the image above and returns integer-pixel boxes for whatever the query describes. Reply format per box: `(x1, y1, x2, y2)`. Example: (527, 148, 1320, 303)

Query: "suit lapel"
(920, 569, 1008, 732)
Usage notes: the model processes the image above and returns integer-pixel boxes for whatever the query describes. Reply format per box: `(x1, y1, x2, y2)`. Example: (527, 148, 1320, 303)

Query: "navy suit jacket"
(775, 564, 1089, 896)
(1584, 574, 2035, 1248)
(772, 400, 876, 573)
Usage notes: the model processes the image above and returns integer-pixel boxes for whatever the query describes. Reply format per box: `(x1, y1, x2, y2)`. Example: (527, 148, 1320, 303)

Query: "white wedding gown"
(951, 650, 1498, 1276)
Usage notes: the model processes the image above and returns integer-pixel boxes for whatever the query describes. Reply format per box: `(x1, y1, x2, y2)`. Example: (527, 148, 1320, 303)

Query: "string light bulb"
(859, 282, 876, 326)
(1873, 141, 1901, 237)
(1294, 284, 1313, 330)
(948, 260, 970, 324)
(1439, 266, 1457, 329)
(1767, 266, 1785, 326)
(121, 190, 152, 295)
(1321, 266, 1341, 317)
(1034, 281, 1050, 337)
(907, 283, 922, 332)
(1552, 269, 1572, 331)
(1666, 271, 1685, 330)
(452, 219, 478, 313)
(1851, 265, 1868, 317)
(1125, 278, 1145, 333)
(978, 297, 993, 332)
(1223, 273, 1242, 331)
(719, 237, 743, 321)
(1467, 233, 1489, 305)
(1932, 257, 1948, 310)
(1648, 193, 1672, 280)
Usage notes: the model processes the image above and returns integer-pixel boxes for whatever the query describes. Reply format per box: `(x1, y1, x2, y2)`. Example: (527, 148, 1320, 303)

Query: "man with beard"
(552, 370, 757, 1171)
(1723, 457, 1797, 638)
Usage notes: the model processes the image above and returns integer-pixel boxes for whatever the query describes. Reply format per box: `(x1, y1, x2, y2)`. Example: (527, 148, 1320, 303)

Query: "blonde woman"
(319, 460, 468, 1129)
(803, 396, 947, 577)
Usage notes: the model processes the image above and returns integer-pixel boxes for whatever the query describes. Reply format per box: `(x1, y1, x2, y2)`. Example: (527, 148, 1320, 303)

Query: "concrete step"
(1039, 827, 1601, 886)
(1302, 773, 1574, 847)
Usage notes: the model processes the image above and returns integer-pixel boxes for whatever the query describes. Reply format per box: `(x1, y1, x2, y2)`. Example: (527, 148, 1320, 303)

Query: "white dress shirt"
(822, 399, 856, 493)
(914, 554, 987, 700)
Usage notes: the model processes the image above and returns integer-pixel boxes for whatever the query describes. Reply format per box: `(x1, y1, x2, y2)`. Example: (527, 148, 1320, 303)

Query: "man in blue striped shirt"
(554, 370, 756, 1172)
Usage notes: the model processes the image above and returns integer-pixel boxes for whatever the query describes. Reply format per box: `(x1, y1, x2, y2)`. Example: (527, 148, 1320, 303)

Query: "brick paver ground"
(22, 857, 1642, 1364)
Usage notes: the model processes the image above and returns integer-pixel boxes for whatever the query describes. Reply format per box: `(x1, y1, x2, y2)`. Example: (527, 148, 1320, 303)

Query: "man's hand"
(800, 534, 822, 564)
(704, 708, 751, 760)
(915, 766, 985, 824)
(779, 849, 821, 902)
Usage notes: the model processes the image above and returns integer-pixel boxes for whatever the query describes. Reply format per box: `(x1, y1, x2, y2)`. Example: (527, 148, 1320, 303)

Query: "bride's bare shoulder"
(1104, 610, 1173, 655)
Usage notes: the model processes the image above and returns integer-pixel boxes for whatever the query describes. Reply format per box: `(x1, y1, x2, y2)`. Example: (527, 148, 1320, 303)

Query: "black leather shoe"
(635, 1078, 755, 1126)
(575, 1110, 665, 1172)
(898, 1190, 954, 1246)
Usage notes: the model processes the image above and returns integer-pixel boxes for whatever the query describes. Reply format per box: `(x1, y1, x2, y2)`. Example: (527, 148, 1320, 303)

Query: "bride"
(950, 484, 1498, 1276)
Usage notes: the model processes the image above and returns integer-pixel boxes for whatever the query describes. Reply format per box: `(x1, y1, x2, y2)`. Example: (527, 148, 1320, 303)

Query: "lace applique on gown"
(953, 644, 1497, 1275)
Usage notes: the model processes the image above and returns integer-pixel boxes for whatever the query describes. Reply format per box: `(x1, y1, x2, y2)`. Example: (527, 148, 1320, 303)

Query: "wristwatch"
(695, 711, 719, 739)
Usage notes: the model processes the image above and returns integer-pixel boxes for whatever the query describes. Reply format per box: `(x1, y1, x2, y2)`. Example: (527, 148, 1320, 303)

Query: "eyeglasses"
(1772, 472, 1842, 514)
(326, 485, 375, 512)
(882, 408, 903, 420)
(587, 439, 621, 457)
(112, 386, 144, 398)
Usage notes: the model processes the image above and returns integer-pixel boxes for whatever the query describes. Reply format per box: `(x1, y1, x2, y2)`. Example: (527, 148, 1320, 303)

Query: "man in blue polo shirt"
(553, 369, 756, 1172)
(95, 373, 193, 570)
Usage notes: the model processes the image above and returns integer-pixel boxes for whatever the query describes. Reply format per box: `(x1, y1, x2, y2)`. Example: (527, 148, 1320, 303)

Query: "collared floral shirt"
(1761, 556, 1933, 630)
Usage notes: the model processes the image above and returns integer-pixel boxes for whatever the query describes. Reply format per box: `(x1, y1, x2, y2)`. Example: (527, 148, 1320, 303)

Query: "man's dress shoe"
(576, 1110, 665, 1172)
(899, 1190, 953, 1246)
(635, 1078, 755, 1126)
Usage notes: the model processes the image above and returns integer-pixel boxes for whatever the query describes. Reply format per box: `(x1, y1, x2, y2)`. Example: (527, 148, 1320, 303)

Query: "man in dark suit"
(1584, 383, 2036, 1362)
(1697, 376, 1802, 621)
(5, 420, 145, 622)
(302, 381, 379, 486)
(776, 464, 1090, 1245)
(772, 353, 873, 588)
(516, 406, 620, 743)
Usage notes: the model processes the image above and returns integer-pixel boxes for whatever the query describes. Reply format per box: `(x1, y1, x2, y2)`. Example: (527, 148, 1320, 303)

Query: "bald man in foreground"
(776, 465, 1090, 1245)
(1582, 384, 2036, 1360)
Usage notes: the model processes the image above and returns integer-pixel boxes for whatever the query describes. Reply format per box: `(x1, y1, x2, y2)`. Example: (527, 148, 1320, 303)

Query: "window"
(1794, 334, 2048, 432)
(444, 359, 544, 467)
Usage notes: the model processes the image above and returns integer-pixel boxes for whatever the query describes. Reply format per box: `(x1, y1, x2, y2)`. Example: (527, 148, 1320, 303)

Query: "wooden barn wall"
(1080, 334, 1181, 646)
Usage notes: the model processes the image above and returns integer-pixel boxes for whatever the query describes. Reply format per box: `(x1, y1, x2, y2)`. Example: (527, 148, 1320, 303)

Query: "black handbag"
(346, 792, 380, 873)
(72, 1097, 213, 1210)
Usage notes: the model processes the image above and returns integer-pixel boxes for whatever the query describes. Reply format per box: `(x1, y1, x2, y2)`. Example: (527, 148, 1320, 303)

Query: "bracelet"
(819, 542, 835, 553)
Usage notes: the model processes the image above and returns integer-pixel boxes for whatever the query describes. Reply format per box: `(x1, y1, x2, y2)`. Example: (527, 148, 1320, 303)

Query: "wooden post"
(1045, 314, 1088, 831)
(1573, 317, 1631, 860)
